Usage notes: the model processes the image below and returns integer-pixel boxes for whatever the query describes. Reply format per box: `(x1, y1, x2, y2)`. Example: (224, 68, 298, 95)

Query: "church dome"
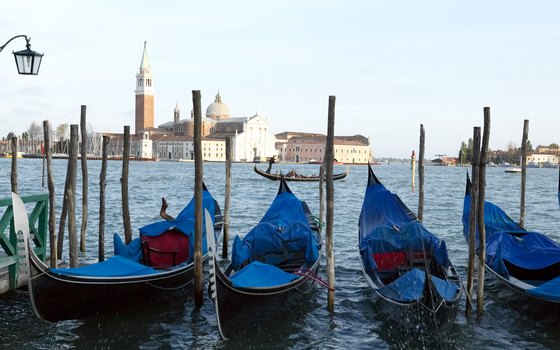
(205, 92, 230, 120)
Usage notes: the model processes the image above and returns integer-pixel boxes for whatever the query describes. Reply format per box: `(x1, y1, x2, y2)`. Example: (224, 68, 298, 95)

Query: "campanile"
(135, 41, 154, 135)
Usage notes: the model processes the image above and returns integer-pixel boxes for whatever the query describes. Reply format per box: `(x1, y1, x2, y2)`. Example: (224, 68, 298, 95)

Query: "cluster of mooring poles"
(9, 93, 337, 310)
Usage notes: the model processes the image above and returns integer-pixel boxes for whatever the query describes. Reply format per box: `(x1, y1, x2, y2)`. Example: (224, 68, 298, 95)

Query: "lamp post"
(0, 35, 44, 75)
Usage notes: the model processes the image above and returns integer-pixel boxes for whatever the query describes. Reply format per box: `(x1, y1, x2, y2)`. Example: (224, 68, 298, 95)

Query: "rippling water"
(1, 158, 559, 349)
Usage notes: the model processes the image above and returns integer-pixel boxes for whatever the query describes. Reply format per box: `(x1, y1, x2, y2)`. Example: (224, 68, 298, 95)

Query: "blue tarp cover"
(50, 255, 158, 277)
(231, 191, 320, 271)
(229, 261, 298, 288)
(527, 276, 560, 302)
(376, 268, 459, 302)
(463, 195, 560, 275)
(359, 181, 451, 272)
(431, 274, 460, 301)
(378, 268, 425, 302)
(139, 189, 218, 257)
(114, 234, 142, 262)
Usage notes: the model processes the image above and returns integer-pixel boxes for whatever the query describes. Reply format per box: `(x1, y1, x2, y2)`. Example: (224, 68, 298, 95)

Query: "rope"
(295, 267, 334, 291)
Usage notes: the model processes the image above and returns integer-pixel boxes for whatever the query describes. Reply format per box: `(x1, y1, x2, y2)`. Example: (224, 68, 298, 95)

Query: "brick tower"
(135, 41, 154, 135)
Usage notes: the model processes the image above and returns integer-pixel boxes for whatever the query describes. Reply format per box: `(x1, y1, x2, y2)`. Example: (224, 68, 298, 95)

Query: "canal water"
(0, 158, 558, 349)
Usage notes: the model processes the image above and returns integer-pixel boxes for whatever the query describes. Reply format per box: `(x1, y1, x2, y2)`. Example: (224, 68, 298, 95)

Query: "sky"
(1, 0, 560, 159)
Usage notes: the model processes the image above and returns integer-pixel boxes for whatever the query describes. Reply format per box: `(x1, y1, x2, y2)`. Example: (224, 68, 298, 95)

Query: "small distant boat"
(504, 167, 521, 173)
(527, 161, 541, 168)
(462, 175, 560, 305)
(543, 161, 559, 169)
(358, 165, 462, 330)
(254, 164, 349, 182)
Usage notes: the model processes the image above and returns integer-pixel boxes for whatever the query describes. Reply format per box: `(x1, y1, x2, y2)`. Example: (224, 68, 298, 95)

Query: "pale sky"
(1, 0, 559, 158)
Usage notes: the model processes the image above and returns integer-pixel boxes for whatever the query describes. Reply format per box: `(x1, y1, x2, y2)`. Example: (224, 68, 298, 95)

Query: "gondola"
(12, 185, 222, 322)
(462, 175, 560, 304)
(358, 165, 462, 330)
(207, 176, 322, 340)
(253, 164, 348, 182)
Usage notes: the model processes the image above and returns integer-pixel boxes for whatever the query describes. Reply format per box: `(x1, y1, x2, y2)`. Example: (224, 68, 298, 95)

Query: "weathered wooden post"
(11, 136, 17, 193)
(121, 125, 132, 244)
(57, 143, 72, 259)
(43, 121, 57, 267)
(80, 105, 88, 252)
(67, 125, 79, 267)
(193, 90, 204, 307)
(325, 95, 336, 312)
(466, 126, 481, 316)
(418, 124, 425, 221)
(319, 165, 325, 225)
(411, 150, 416, 191)
(519, 119, 529, 228)
(222, 137, 232, 259)
(99, 135, 109, 262)
(476, 107, 490, 316)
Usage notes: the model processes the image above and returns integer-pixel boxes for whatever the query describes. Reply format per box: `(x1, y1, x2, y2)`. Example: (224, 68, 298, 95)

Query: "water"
(0, 158, 559, 349)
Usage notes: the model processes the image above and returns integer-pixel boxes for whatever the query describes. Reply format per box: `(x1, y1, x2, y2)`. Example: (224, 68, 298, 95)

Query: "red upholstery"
(141, 229, 189, 268)
(372, 252, 407, 271)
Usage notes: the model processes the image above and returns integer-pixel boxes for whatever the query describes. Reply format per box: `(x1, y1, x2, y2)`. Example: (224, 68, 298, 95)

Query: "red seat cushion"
(372, 251, 407, 271)
(141, 229, 190, 268)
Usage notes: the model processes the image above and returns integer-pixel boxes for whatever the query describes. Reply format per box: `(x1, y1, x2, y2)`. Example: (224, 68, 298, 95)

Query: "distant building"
(526, 153, 559, 166)
(275, 132, 373, 164)
(535, 145, 559, 154)
(103, 43, 371, 163)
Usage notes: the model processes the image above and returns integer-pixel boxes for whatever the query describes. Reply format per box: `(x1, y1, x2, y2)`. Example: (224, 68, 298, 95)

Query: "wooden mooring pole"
(477, 107, 491, 316)
(57, 135, 72, 259)
(222, 137, 232, 259)
(122, 125, 132, 244)
(418, 124, 425, 221)
(519, 119, 529, 228)
(466, 126, 481, 316)
(411, 150, 416, 191)
(99, 135, 109, 262)
(43, 121, 57, 267)
(67, 125, 79, 268)
(193, 90, 204, 307)
(11, 136, 17, 194)
(325, 95, 336, 312)
(80, 106, 88, 252)
(319, 165, 325, 225)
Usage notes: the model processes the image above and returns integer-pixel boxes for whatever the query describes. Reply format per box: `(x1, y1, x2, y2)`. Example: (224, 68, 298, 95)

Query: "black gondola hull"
(254, 165, 348, 182)
(28, 250, 201, 322)
(212, 259, 319, 339)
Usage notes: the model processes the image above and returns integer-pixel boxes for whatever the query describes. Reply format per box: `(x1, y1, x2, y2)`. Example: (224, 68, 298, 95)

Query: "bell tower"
(135, 41, 154, 135)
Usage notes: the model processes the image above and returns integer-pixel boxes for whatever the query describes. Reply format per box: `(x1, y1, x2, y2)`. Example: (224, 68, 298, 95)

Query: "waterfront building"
(154, 135, 225, 162)
(526, 153, 559, 166)
(275, 132, 373, 164)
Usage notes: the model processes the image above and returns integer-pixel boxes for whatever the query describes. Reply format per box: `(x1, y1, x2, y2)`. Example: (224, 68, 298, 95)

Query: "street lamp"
(0, 35, 44, 75)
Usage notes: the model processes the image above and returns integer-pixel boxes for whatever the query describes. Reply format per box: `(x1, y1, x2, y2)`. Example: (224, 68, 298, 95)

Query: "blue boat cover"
(377, 268, 426, 302)
(231, 191, 320, 272)
(463, 190, 560, 302)
(114, 234, 142, 262)
(462, 195, 560, 274)
(527, 276, 560, 302)
(139, 189, 218, 258)
(229, 261, 298, 288)
(376, 268, 459, 302)
(51, 189, 219, 278)
(50, 255, 159, 277)
(359, 179, 451, 272)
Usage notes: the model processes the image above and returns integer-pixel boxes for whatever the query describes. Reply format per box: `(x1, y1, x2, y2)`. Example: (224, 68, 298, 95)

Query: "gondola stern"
(278, 175, 293, 194)
(465, 171, 471, 196)
(205, 209, 229, 340)
(367, 163, 382, 186)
